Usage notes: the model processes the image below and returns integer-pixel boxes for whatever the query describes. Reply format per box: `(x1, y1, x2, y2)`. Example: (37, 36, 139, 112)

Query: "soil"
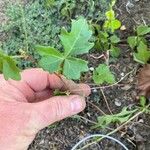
(0, 0, 150, 150)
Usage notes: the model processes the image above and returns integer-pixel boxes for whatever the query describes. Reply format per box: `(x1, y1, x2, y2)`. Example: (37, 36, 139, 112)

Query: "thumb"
(29, 95, 86, 131)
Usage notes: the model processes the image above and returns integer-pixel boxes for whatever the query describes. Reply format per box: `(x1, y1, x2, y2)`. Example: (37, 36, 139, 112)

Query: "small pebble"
(92, 88, 98, 93)
(39, 139, 45, 145)
(115, 99, 122, 107)
(89, 67, 94, 71)
(87, 112, 91, 117)
(120, 72, 125, 77)
(138, 119, 144, 123)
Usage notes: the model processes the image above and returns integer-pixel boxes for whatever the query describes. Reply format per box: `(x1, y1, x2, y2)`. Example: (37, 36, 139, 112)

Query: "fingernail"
(71, 97, 84, 112)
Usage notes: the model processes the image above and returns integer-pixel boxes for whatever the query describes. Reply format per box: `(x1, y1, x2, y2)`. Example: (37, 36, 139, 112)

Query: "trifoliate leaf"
(60, 17, 94, 56)
(133, 41, 150, 64)
(137, 25, 150, 36)
(92, 107, 137, 129)
(127, 36, 137, 49)
(63, 57, 88, 79)
(93, 64, 116, 84)
(0, 50, 21, 80)
(36, 18, 94, 79)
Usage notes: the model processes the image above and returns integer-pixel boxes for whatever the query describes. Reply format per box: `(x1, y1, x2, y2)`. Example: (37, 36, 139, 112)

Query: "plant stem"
(100, 88, 113, 114)
(77, 108, 145, 150)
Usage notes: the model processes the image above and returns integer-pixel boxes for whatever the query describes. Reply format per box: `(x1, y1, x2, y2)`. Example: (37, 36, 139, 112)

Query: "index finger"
(48, 74, 91, 96)
(22, 68, 91, 96)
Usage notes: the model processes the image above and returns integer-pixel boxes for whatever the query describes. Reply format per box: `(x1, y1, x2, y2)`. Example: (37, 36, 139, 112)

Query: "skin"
(0, 68, 91, 150)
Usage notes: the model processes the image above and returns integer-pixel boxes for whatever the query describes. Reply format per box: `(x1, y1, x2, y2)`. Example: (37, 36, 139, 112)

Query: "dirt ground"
(0, 0, 150, 150)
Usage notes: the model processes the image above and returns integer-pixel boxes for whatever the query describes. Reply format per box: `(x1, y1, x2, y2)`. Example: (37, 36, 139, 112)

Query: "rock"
(114, 99, 122, 107)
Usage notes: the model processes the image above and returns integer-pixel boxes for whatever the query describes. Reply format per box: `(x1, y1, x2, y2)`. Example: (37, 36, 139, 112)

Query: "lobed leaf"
(133, 41, 150, 64)
(36, 17, 94, 79)
(60, 17, 94, 56)
(92, 107, 137, 129)
(93, 64, 116, 84)
(63, 57, 88, 79)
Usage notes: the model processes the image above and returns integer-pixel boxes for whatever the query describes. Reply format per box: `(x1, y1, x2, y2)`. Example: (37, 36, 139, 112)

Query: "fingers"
(48, 74, 91, 96)
(29, 95, 86, 130)
(21, 68, 49, 92)
(9, 68, 91, 102)
(8, 80, 35, 102)
(22, 68, 91, 96)
(34, 89, 53, 103)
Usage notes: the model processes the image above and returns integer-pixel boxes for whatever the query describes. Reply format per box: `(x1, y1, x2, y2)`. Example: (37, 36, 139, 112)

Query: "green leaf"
(110, 45, 120, 57)
(37, 18, 93, 79)
(104, 19, 121, 32)
(36, 46, 64, 73)
(110, 35, 120, 43)
(93, 64, 116, 84)
(140, 96, 146, 107)
(111, 19, 121, 30)
(36, 45, 62, 56)
(92, 107, 137, 129)
(133, 42, 150, 64)
(39, 55, 63, 73)
(63, 57, 88, 79)
(127, 36, 137, 49)
(60, 17, 94, 56)
(111, 0, 116, 7)
(0, 50, 20, 80)
(137, 25, 150, 36)
(105, 10, 115, 20)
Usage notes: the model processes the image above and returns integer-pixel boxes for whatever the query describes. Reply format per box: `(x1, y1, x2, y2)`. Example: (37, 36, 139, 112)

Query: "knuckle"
(53, 99, 64, 120)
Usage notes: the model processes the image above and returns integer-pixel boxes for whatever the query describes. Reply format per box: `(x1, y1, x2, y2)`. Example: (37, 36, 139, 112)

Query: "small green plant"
(60, 0, 76, 18)
(36, 17, 94, 79)
(127, 25, 150, 64)
(91, 0, 121, 85)
(0, 49, 20, 80)
(92, 96, 150, 129)
(92, 107, 137, 129)
(93, 0, 121, 58)
(93, 64, 116, 84)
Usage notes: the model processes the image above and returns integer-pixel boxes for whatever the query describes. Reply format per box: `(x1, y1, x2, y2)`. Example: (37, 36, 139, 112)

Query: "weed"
(127, 25, 150, 64)
(36, 17, 94, 79)
(93, 0, 121, 58)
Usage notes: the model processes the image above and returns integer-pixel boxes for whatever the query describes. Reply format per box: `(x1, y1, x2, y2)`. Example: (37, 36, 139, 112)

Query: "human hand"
(0, 69, 90, 150)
